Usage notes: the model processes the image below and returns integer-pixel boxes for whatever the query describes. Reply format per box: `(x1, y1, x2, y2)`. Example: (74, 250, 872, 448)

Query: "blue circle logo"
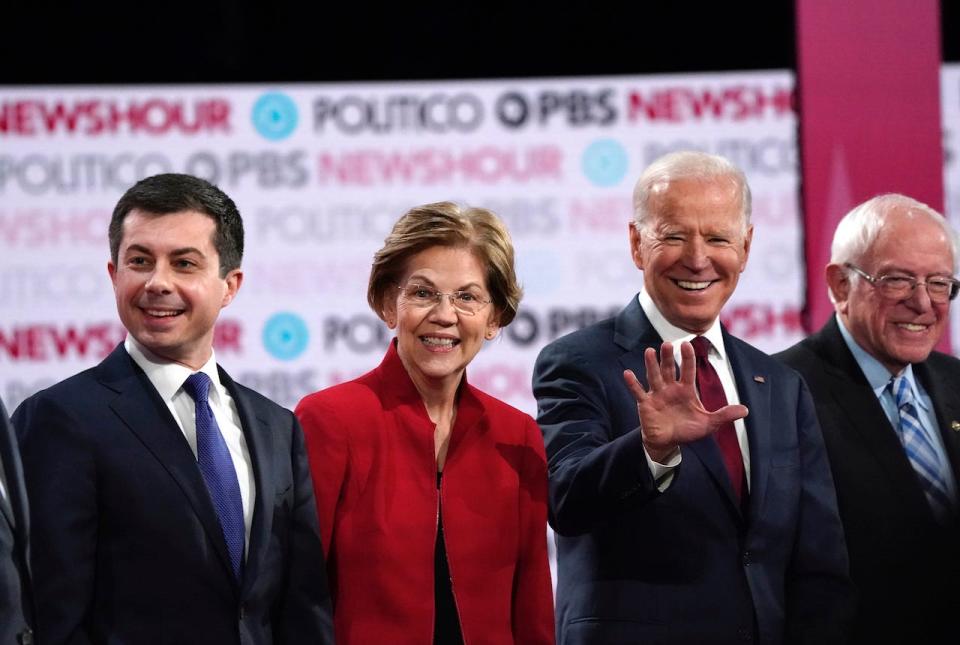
(262, 312, 309, 360)
(252, 93, 298, 141)
(582, 139, 628, 187)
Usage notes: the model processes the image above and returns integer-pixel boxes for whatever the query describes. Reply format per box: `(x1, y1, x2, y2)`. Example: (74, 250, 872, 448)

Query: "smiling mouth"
(673, 279, 714, 291)
(143, 308, 184, 318)
(421, 336, 459, 348)
(895, 322, 929, 332)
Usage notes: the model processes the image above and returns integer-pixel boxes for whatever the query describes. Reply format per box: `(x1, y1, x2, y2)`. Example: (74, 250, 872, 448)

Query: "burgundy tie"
(690, 336, 746, 503)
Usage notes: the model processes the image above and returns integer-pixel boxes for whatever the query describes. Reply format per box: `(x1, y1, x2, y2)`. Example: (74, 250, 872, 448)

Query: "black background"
(2, 4, 954, 84)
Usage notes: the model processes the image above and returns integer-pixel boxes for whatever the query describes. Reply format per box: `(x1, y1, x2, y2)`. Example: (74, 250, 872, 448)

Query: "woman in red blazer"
(296, 202, 554, 644)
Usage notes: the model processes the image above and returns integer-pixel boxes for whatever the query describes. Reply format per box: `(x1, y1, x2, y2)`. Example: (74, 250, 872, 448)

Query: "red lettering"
(213, 319, 243, 353)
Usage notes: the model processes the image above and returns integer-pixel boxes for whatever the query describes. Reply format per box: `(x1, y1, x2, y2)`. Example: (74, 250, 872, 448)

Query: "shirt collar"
(638, 288, 728, 361)
(835, 314, 927, 409)
(124, 335, 223, 402)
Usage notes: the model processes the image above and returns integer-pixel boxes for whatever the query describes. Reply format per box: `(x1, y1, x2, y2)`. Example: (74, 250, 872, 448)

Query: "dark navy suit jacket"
(777, 316, 960, 645)
(533, 297, 853, 645)
(13, 344, 334, 645)
(0, 397, 33, 645)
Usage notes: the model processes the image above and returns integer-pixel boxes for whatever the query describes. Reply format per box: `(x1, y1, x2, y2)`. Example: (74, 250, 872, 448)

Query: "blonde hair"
(368, 202, 523, 326)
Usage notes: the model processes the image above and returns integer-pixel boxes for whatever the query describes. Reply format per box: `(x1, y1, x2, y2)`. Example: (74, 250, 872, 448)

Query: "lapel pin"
(753, 375, 766, 384)
(951, 421, 960, 432)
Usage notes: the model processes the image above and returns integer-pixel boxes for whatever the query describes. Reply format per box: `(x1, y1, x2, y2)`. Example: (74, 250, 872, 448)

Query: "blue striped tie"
(183, 372, 245, 580)
(889, 376, 954, 521)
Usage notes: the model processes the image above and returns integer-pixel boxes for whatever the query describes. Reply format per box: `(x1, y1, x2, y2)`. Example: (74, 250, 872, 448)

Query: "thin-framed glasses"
(844, 263, 960, 302)
(397, 283, 491, 316)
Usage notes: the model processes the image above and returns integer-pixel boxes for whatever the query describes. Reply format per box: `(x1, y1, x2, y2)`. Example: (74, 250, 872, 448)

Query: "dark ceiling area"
(3, 3, 797, 84)
(3, 3, 957, 85)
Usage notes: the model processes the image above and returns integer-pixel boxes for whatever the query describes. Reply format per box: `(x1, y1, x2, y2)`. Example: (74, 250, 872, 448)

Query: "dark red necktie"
(690, 336, 746, 503)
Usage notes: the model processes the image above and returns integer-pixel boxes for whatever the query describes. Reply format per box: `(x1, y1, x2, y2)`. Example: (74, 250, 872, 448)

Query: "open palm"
(623, 341, 748, 462)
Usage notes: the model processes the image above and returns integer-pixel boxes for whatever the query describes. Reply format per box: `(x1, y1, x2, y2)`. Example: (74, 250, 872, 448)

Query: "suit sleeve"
(13, 393, 96, 645)
(294, 394, 349, 563)
(275, 411, 335, 645)
(785, 377, 855, 645)
(511, 416, 555, 645)
(533, 339, 658, 537)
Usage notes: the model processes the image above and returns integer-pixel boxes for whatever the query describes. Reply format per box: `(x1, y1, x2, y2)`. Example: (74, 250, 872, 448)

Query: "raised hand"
(622, 341, 749, 462)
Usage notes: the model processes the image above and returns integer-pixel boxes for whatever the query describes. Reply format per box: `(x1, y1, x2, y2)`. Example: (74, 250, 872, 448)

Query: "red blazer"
(296, 341, 554, 645)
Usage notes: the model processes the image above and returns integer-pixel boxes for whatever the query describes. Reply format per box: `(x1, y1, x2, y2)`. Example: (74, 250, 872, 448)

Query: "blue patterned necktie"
(182, 372, 245, 579)
(889, 375, 954, 522)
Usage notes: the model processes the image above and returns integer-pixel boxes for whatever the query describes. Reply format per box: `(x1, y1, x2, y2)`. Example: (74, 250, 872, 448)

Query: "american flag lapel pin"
(753, 375, 766, 384)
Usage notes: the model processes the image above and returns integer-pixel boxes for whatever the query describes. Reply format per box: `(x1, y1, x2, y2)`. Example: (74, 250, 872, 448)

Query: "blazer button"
(239, 603, 247, 620)
(739, 626, 753, 641)
(742, 551, 752, 566)
(18, 628, 34, 645)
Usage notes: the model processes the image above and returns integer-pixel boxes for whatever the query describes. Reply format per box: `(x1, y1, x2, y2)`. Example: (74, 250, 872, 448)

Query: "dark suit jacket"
(0, 397, 34, 645)
(533, 297, 853, 645)
(776, 316, 960, 645)
(13, 344, 334, 645)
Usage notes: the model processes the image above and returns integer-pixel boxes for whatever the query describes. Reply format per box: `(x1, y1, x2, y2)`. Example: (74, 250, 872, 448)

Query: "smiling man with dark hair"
(14, 173, 333, 645)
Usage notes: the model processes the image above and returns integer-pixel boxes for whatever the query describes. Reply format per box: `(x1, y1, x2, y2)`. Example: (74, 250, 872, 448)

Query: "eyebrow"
(124, 244, 206, 257)
(407, 274, 484, 291)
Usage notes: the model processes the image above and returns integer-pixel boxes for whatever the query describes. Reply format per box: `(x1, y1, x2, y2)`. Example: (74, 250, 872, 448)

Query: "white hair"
(830, 193, 959, 272)
(632, 150, 752, 234)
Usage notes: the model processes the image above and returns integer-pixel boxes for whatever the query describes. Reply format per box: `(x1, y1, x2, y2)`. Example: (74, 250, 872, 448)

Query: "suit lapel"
(813, 320, 931, 511)
(98, 345, 240, 590)
(613, 299, 743, 517)
(0, 407, 26, 544)
(914, 360, 960, 485)
(724, 333, 771, 524)
(219, 369, 274, 599)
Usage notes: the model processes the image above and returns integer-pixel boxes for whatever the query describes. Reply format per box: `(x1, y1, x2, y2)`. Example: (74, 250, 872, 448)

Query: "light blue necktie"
(889, 376, 954, 522)
(183, 372, 245, 579)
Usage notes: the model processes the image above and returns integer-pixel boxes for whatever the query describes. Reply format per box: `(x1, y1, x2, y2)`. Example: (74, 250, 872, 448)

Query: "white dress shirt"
(125, 336, 256, 552)
(638, 289, 752, 490)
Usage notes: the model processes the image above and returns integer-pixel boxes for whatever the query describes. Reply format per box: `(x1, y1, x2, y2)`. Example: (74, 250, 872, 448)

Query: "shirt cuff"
(644, 445, 681, 492)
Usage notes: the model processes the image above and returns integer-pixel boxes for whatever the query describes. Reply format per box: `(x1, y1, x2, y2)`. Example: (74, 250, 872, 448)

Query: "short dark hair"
(109, 174, 244, 276)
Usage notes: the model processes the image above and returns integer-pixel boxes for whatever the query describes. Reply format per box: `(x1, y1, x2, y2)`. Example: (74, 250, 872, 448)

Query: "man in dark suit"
(13, 174, 333, 644)
(534, 151, 853, 645)
(776, 194, 960, 645)
(1, 397, 33, 645)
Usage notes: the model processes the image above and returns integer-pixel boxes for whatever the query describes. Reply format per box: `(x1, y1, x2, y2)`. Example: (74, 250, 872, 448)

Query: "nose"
(904, 281, 934, 312)
(681, 238, 710, 272)
(144, 263, 173, 294)
(428, 293, 459, 324)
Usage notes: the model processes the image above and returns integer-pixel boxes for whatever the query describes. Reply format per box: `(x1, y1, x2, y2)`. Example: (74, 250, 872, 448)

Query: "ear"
(739, 225, 754, 272)
(825, 263, 850, 313)
(107, 260, 117, 288)
(382, 297, 398, 330)
(221, 269, 243, 308)
(628, 222, 644, 270)
(485, 317, 501, 340)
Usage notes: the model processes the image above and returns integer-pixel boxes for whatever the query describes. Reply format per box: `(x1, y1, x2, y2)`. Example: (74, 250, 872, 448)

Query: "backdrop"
(3, 68, 954, 415)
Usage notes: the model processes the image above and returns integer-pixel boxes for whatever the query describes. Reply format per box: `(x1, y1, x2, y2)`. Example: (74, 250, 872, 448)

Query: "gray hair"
(830, 193, 959, 272)
(632, 151, 752, 234)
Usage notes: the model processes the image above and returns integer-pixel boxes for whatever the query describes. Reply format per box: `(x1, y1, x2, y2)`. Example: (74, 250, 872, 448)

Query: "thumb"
(709, 403, 749, 428)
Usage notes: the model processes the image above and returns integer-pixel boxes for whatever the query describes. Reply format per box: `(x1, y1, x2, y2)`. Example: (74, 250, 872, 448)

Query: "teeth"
(422, 336, 456, 347)
(146, 310, 180, 317)
(897, 323, 927, 331)
(676, 280, 711, 290)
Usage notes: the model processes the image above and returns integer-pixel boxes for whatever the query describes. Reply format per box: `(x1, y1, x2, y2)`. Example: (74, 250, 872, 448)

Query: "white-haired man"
(777, 194, 960, 645)
(534, 151, 853, 645)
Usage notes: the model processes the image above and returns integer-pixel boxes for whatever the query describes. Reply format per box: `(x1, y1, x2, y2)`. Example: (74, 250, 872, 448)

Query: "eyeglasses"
(844, 263, 960, 303)
(397, 283, 491, 316)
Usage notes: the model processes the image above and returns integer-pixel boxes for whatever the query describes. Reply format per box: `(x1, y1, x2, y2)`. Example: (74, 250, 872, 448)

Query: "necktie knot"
(889, 375, 914, 410)
(183, 372, 212, 404)
(691, 336, 712, 360)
